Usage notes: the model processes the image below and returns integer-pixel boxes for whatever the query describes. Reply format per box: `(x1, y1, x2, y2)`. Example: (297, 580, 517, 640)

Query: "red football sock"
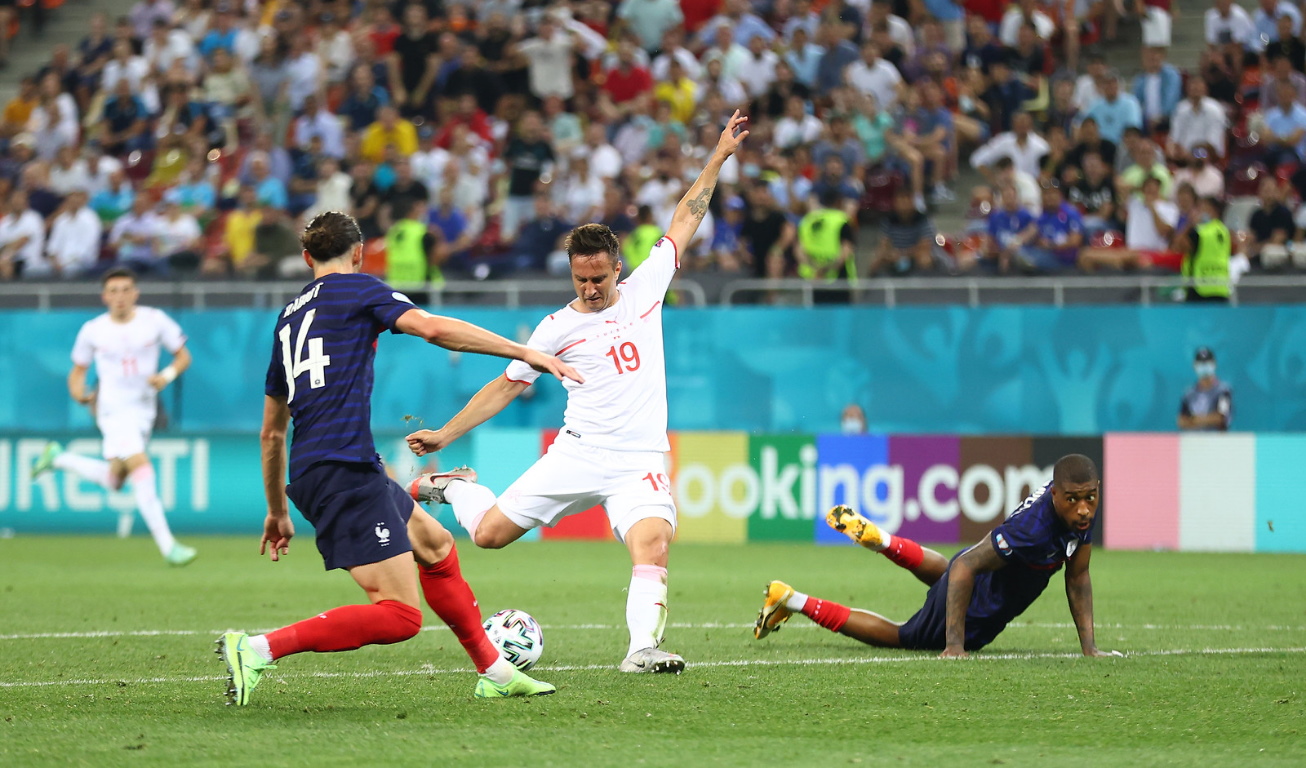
(418, 544, 500, 673)
(265, 599, 422, 660)
(882, 535, 925, 571)
(802, 596, 852, 633)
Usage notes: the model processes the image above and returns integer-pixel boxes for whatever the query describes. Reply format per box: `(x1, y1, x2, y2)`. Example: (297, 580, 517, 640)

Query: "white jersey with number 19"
(504, 236, 678, 453)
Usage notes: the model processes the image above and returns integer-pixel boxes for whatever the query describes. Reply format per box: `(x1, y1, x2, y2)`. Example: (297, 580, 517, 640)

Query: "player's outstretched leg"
(827, 505, 948, 585)
(753, 581, 904, 648)
(408, 504, 554, 698)
(215, 631, 277, 706)
(36, 443, 116, 488)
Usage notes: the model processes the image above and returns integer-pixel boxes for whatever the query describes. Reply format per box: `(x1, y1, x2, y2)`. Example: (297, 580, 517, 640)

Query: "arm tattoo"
(686, 185, 715, 221)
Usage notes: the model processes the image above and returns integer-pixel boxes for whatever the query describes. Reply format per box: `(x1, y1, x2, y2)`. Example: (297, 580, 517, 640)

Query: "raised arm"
(664, 110, 749, 249)
(942, 537, 1008, 658)
(258, 394, 294, 562)
(394, 308, 582, 384)
(407, 374, 530, 456)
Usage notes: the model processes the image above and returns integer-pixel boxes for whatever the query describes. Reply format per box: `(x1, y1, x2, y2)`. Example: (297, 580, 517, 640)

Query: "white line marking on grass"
(2, 621, 1303, 642)
(0, 647, 1302, 689)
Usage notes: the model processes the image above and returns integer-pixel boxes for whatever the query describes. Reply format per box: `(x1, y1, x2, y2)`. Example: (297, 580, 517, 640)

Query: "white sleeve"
(71, 322, 95, 367)
(624, 235, 678, 297)
(154, 309, 188, 354)
(503, 316, 561, 385)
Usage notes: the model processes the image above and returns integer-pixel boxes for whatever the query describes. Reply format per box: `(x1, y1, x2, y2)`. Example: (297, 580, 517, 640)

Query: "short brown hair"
(101, 267, 137, 286)
(564, 223, 620, 265)
(301, 211, 363, 262)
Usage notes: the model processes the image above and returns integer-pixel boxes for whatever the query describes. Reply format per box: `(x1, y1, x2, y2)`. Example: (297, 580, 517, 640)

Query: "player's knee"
(471, 527, 511, 549)
(382, 600, 424, 640)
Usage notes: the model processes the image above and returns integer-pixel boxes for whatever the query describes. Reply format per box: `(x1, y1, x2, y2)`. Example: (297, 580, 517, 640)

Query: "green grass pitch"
(0, 536, 1302, 767)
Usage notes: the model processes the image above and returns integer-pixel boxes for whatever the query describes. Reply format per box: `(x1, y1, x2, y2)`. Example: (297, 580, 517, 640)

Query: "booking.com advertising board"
(2, 430, 1301, 553)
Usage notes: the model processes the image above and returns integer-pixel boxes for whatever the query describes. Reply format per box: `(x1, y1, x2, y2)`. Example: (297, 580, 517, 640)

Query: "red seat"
(1227, 162, 1267, 197)
(861, 166, 900, 215)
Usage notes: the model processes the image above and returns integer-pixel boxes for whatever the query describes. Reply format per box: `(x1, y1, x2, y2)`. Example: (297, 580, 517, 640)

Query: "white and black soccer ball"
(482, 609, 544, 671)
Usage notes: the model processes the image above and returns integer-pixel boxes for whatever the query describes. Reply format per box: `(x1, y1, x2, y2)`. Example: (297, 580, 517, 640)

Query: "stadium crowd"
(0, 0, 1295, 294)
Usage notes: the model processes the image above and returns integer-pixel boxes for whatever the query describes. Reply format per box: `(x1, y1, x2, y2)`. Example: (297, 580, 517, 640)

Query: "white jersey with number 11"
(504, 236, 678, 453)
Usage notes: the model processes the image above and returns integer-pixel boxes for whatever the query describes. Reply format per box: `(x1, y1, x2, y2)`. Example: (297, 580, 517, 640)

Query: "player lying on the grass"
(216, 211, 583, 706)
(755, 454, 1123, 658)
(32, 268, 197, 566)
(405, 111, 750, 675)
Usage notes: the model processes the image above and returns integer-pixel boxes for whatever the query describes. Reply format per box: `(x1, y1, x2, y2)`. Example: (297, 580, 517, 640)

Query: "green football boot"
(30, 442, 62, 479)
(474, 668, 557, 699)
(216, 632, 277, 706)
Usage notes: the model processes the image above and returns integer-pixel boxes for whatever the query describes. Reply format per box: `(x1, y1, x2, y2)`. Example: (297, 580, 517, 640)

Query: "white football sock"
(483, 656, 516, 685)
(784, 591, 809, 612)
(52, 453, 114, 489)
(626, 565, 669, 657)
(248, 634, 273, 662)
(874, 531, 894, 553)
(129, 464, 178, 556)
(443, 481, 497, 537)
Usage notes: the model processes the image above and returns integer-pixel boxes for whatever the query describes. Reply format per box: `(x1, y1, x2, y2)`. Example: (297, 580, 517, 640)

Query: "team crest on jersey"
(1065, 539, 1078, 558)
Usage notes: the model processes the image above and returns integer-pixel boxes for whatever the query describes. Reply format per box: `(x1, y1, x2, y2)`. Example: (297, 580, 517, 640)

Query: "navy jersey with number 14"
(265, 273, 415, 481)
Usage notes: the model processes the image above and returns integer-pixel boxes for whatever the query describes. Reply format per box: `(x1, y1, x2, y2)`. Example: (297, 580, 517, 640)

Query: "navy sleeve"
(358, 276, 417, 334)
(265, 324, 288, 398)
(989, 504, 1049, 565)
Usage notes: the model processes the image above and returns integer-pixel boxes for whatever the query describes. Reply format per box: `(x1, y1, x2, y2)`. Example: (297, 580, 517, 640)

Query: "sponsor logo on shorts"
(376, 524, 391, 546)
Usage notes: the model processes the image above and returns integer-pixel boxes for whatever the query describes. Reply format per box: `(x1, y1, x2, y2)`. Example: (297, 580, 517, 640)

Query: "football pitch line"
(1, 621, 1303, 642)
(0, 646, 1303, 690)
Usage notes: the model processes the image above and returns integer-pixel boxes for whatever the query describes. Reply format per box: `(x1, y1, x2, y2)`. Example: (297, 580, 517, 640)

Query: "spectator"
(1080, 175, 1179, 272)
(904, 80, 956, 202)
(130, 0, 175, 42)
(388, 3, 439, 117)
(799, 188, 858, 282)
(251, 202, 302, 279)
(1068, 151, 1119, 234)
(302, 156, 353, 222)
(45, 190, 103, 278)
(360, 105, 418, 163)
(702, 22, 749, 82)
(428, 186, 475, 269)
(1132, 48, 1182, 134)
(49, 145, 91, 196)
(1017, 182, 1085, 273)
(282, 35, 322, 115)
(737, 34, 780, 100)
(246, 151, 288, 211)
(501, 111, 556, 241)
(1265, 14, 1306, 73)
(840, 403, 868, 434)
(781, 0, 820, 43)
(144, 18, 198, 78)
(697, 0, 775, 48)
(986, 181, 1037, 273)
(2, 78, 39, 139)
(1168, 77, 1229, 161)
(654, 58, 698, 124)
(169, 156, 216, 217)
(293, 93, 345, 159)
(338, 65, 390, 133)
(867, 2, 915, 56)
(553, 152, 604, 225)
(1172, 146, 1225, 200)
(740, 181, 793, 280)
(846, 40, 904, 113)
(869, 187, 939, 276)
(1078, 72, 1143, 144)
(999, 0, 1056, 46)
(109, 196, 164, 275)
(961, 15, 1007, 74)
(774, 94, 822, 150)
(516, 15, 577, 101)
(154, 197, 203, 272)
(815, 21, 860, 96)
(509, 195, 572, 275)
(316, 11, 356, 84)
(1073, 54, 1109, 112)
(1205, 0, 1256, 53)
(209, 186, 258, 276)
(1138, 0, 1175, 48)
(1245, 178, 1295, 268)
(103, 39, 157, 113)
(96, 78, 153, 157)
(0, 190, 48, 279)
(1261, 79, 1306, 171)
(784, 25, 824, 89)
(90, 167, 135, 223)
(1181, 197, 1233, 301)
(201, 47, 252, 146)
(1178, 347, 1233, 431)
(972, 112, 1049, 182)
(981, 56, 1037, 135)
(651, 26, 702, 82)
(1114, 125, 1162, 176)
(991, 155, 1043, 214)
(1118, 138, 1174, 200)
(808, 155, 861, 217)
(616, 0, 684, 54)
(1252, 0, 1302, 53)
(542, 95, 583, 155)
(604, 40, 655, 111)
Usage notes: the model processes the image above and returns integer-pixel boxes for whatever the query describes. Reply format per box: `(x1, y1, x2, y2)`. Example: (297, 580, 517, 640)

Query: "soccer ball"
(482, 609, 544, 671)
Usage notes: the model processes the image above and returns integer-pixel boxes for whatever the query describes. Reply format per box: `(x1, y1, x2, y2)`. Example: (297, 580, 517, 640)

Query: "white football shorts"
(96, 411, 153, 460)
(496, 435, 677, 543)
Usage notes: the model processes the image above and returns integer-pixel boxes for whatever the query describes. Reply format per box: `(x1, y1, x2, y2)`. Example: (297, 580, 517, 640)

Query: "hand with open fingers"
(1086, 647, 1125, 658)
(940, 647, 969, 659)
(406, 428, 451, 456)
(260, 513, 293, 562)
(525, 349, 585, 384)
(717, 110, 750, 158)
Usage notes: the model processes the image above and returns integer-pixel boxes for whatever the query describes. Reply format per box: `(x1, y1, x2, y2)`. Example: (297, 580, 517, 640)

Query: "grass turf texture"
(0, 537, 1302, 767)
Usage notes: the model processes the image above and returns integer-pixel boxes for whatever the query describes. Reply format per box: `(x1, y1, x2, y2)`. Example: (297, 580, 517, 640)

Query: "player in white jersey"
(406, 111, 750, 674)
(32, 268, 198, 566)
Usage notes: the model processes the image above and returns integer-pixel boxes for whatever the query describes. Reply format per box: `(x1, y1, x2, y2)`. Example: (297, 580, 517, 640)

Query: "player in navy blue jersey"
(216, 211, 582, 706)
(754, 454, 1122, 658)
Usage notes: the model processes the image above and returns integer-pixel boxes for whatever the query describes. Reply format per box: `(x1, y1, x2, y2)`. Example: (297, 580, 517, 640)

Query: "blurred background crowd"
(0, 0, 1295, 296)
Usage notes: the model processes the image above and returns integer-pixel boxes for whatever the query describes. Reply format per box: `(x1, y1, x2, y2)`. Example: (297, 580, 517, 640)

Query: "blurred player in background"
(31, 268, 197, 566)
(755, 454, 1122, 658)
(216, 212, 581, 706)
(406, 111, 751, 675)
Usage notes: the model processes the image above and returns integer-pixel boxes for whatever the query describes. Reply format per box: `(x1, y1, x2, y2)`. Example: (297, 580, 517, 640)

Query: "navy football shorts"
(897, 553, 1006, 652)
(285, 461, 415, 571)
